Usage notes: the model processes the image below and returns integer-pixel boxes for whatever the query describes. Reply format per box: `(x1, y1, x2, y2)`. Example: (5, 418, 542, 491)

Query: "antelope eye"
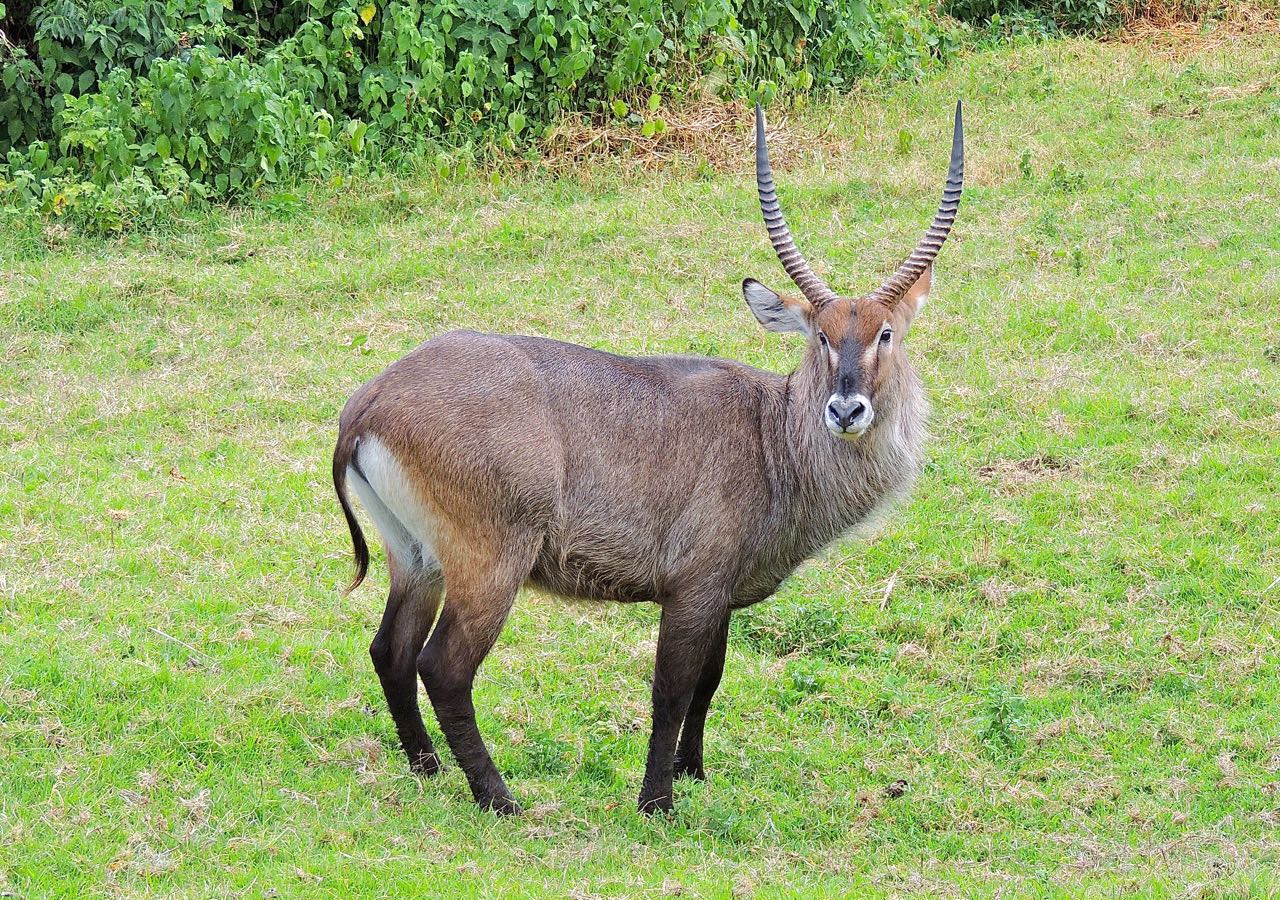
(879, 328, 893, 344)
(818, 332, 829, 347)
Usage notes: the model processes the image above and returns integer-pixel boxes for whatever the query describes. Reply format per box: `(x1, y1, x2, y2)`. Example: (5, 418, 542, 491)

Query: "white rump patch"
(347, 434, 439, 571)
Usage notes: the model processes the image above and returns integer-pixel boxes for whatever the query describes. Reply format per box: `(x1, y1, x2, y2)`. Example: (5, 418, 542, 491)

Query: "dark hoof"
(477, 793, 522, 816)
(638, 791, 674, 816)
(674, 754, 706, 781)
(408, 750, 443, 777)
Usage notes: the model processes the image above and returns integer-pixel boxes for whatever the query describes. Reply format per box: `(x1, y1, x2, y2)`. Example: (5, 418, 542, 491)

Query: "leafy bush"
(943, 0, 1217, 32)
(1, 0, 963, 230)
(58, 50, 341, 191)
(740, 0, 960, 87)
(2, 0, 222, 148)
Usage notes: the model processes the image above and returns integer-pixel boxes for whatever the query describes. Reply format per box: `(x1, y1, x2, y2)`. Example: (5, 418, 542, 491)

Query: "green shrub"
(1, 0, 223, 148)
(943, 0, 1160, 33)
(2, 45, 346, 230)
(740, 0, 960, 87)
(57, 50, 340, 191)
(2, 0, 963, 230)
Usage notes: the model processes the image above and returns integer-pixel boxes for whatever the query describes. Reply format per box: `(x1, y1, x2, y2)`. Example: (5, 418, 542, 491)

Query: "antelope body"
(333, 104, 965, 814)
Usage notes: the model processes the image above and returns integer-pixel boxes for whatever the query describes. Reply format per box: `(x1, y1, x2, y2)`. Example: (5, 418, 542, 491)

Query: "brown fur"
(332, 120, 956, 812)
(331, 265, 933, 814)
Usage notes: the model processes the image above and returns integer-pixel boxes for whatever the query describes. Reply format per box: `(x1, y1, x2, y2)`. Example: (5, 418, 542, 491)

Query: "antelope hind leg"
(370, 560, 444, 775)
(417, 531, 538, 814)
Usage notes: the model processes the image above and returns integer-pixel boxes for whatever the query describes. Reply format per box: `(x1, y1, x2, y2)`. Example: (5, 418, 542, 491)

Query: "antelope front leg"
(674, 611, 729, 782)
(638, 598, 728, 815)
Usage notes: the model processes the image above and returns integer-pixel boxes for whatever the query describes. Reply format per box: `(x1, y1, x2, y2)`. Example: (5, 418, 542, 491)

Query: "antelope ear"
(743, 279, 814, 335)
(900, 266, 932, 324)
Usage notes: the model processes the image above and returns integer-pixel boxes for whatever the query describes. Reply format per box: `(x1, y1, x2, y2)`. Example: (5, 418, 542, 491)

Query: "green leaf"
(347, 120, 368, 154)
(648, 93, 661, 112)
(155, 134, 172, 159)
(611, 99, 628, 118)
(641, 120, 656, 138)
(507, 111, 526, 134)
(189, 134, 209, 163)
(359, 3, 376, 24)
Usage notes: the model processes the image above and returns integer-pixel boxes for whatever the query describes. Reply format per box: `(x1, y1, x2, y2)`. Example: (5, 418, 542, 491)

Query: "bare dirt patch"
(978, 455, 1077, 489)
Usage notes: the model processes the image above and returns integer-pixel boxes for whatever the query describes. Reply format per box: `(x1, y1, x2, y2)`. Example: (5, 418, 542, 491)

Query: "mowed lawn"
(3, 30, 1279, 897)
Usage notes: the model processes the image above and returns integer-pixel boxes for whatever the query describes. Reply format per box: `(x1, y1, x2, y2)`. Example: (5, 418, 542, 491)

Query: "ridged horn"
(868, 100, 965, 304)
(755, 103, 838, 308)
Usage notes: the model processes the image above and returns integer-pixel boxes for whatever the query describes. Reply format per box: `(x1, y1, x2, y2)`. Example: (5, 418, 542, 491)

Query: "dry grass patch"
(1118, 0, 1280, 56)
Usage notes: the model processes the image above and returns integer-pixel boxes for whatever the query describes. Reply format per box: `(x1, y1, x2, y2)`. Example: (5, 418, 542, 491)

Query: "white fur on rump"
(347, 434, 439, 572)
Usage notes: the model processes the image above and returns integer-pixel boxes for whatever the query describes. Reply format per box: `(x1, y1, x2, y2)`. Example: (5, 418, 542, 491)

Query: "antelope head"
(744, 102, 964, 440)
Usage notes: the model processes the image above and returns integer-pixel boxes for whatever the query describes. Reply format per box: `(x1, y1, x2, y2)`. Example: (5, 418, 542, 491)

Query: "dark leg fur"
(638, 600, 729, 814)
(674, 612, 729, 782)
(370, 569, 444, 775)
(417, 548, 529, 815)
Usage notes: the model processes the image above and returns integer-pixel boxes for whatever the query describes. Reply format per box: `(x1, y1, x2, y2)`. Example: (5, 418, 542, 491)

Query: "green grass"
(3, 32, 1280, 897)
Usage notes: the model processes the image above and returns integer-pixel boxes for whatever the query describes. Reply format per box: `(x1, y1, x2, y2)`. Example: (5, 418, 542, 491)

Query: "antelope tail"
(332, 434, 370, 593)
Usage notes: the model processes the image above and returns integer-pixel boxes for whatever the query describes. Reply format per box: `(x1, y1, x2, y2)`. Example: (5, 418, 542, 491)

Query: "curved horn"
(867, 100, 964, 304)
(755, 104, 838, 308)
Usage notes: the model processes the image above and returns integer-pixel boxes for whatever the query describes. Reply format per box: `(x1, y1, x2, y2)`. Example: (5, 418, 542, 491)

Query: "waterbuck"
(333, 102, 964, 814)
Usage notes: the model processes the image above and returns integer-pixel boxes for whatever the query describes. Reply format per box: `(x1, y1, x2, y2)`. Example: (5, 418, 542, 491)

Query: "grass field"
(3, 28, 1280, 897)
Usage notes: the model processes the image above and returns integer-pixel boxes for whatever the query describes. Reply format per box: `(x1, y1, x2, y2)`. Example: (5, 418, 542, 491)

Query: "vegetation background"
(2, 0, 1256, 228)
(3, 0, 1280, 895)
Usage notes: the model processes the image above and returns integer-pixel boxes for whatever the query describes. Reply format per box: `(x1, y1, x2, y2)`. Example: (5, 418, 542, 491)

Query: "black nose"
(827, 398, 867, 429)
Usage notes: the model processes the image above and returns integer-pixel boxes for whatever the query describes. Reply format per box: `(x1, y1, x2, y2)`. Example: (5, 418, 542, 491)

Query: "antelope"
(333, 102, 964, 814)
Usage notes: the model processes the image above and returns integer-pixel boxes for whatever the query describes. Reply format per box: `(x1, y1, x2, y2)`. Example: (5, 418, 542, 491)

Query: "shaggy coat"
(331, 102, 962, 814)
